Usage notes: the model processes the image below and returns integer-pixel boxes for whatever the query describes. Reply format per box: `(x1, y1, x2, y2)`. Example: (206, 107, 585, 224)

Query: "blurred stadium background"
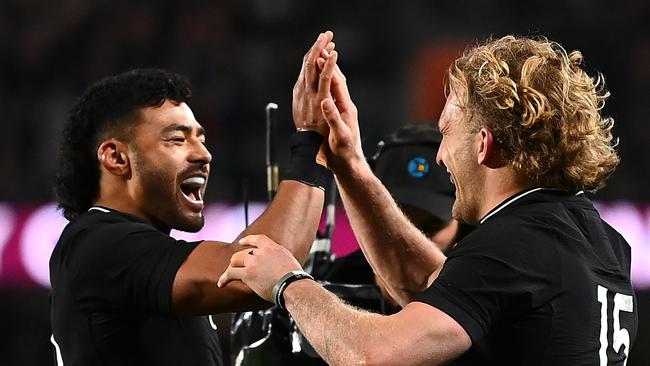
(0, 0, 648, 364)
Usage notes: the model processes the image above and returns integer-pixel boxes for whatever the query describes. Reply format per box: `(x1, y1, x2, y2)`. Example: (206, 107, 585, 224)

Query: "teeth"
(450, 175, 455, 185)
(182, 177, 205, 186)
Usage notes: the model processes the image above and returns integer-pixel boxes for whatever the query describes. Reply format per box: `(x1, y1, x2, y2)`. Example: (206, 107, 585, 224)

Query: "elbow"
(354, 349, 398, 366)
(324, 345, 388, 366)
(377, 275, 428, 306)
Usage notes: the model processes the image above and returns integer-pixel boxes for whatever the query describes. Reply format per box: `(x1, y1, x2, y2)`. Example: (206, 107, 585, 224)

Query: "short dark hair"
(55, 68, 192, 220)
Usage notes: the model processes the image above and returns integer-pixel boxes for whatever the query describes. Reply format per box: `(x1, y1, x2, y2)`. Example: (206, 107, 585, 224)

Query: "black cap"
(371, 123, 455, 222)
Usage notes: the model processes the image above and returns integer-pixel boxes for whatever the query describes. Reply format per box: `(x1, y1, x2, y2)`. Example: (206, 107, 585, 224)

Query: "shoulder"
(55, 210, 182, 265)
(450, 205, 569, 267)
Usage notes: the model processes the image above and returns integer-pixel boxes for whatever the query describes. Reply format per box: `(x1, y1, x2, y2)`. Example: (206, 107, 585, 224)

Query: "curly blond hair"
(448, 35, 619, 192)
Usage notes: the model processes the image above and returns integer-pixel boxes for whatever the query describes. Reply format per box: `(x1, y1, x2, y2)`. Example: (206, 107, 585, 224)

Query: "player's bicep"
(377, 302, 471, 365)
(172, 240, 270, 315)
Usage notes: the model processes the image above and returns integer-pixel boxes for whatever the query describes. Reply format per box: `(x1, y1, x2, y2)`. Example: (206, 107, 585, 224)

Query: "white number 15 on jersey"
(597, 285, 634, 366)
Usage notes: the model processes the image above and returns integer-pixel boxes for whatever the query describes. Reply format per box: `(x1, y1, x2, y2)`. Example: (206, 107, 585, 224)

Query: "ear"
(477, 127, 494, 166)
(97, 140, 131, 177)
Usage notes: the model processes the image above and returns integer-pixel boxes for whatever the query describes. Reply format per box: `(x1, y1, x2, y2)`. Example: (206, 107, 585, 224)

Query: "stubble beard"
(133, 152, 205, 233)
(450, 166, 481, 225)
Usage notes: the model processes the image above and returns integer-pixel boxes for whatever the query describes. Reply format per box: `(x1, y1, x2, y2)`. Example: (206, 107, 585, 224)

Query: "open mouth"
(447, 170, 456, 185)
(180, 176, 205, 205)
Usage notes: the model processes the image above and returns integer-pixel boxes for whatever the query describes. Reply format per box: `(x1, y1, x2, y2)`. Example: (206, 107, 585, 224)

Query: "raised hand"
(315, 50, 366, 174)
(292, 31, 336, 135)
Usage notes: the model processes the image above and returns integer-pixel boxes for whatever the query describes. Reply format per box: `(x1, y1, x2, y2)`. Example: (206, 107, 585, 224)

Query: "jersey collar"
(88, 206, 111, 213)
(87, 206, 162, 230)
(479, 187, 584, 225)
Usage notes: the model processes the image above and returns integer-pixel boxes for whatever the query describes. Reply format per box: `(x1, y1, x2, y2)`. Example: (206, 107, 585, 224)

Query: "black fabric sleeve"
(122, 230, 200, 315)
(415, 255, 517, 343)
(70, 222, 200, 316)
(414, 224, 561, 344)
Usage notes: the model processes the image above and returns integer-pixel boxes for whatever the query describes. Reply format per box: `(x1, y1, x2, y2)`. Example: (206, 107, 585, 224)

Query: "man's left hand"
(217, 234, 303, 302)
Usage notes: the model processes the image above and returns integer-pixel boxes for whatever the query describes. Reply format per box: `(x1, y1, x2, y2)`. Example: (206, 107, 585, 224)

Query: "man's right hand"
(315, 49, 367, 176)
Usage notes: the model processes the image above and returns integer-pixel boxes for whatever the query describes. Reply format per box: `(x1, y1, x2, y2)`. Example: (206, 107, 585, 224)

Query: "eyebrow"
(162, 123, 206, 136)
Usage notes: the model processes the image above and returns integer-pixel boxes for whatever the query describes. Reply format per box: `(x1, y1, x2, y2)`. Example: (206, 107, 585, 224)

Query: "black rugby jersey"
(416, 188, 637, 365)
(49, 207, 222, 366)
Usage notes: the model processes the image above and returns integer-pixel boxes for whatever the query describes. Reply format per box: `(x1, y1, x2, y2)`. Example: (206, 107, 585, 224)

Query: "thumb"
(321, 98, 345, 132)
(217, 270, 230, 288)
(217, 266, 244, 288)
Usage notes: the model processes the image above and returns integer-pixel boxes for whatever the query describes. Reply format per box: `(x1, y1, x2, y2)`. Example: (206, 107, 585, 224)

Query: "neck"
(476, 170, 533, 222)
(94, 179, 152, 225)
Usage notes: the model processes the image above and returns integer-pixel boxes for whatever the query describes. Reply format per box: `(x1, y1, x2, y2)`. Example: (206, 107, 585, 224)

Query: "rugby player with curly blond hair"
(218, 35, 637, 366)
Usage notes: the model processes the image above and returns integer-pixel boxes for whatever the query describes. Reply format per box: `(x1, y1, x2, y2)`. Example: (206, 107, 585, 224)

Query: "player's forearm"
(335, 161, 446, 302)
(283, 279, 388, 365)
(238, 180, 324, 263)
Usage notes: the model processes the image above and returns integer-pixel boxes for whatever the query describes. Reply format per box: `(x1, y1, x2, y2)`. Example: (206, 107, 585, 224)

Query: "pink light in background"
(171, 203, 268, 243)
(19, 203, 68, 288)
(0, 203, 15, 276)
(0, 202, 648, 289)
(595, 202, 650, 289)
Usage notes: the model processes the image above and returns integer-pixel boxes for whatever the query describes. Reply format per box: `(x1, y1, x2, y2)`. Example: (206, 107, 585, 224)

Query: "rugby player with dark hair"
(50, 32, 337, 365)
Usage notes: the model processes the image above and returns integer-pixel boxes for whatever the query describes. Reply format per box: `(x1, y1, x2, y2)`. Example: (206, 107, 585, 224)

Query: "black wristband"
(272, 270, 314, 311)
(283, 130, 332, 190)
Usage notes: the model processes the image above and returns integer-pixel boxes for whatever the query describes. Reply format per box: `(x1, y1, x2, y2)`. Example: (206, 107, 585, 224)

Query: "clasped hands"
(218, 31, 365, 303)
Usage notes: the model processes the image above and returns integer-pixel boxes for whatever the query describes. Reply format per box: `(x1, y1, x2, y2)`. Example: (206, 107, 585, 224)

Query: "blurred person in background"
(49, 32, 336, 365)
(218, 35, 637, 365)
(323, 123, 463, 290)
(370, 123, 461, 251)
(367, 123, 467, 307)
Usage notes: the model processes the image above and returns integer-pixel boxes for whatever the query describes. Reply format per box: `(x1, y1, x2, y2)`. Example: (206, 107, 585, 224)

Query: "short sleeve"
(414, 224, 560, 344)
(415, 255, 519, 343)
(70, 223, 200, 316)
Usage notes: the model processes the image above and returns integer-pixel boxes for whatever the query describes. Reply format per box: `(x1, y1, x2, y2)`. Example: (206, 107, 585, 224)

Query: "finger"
(321, 98, 346, 133)
(322, 41, 335, 58)
(306, 32, 333, 91)
(304, 33, 325, 90)
(318, 50, 338, 101)
(238, 234, 267, 248)
(229, 249, 252, 267)
(317, 57, 326, 71)
(217, 266, 247, 288)
(331, 64, 353, 108)
(296, 32, 325, 90)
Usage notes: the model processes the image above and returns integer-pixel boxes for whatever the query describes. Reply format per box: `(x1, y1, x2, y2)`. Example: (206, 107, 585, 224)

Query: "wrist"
(333, 154, 372, 181)
(283, 131, 332, 190)
(272, 270, 315, 311)
(281, 276, 317, 311)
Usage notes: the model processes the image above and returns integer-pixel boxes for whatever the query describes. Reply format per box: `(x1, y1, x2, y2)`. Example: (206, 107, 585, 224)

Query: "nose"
(191, 139, 212, 166)
(436, 139, 445, 167)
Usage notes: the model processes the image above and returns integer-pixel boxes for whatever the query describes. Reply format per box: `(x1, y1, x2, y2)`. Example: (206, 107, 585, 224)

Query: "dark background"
(0, 0, 647, 364)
